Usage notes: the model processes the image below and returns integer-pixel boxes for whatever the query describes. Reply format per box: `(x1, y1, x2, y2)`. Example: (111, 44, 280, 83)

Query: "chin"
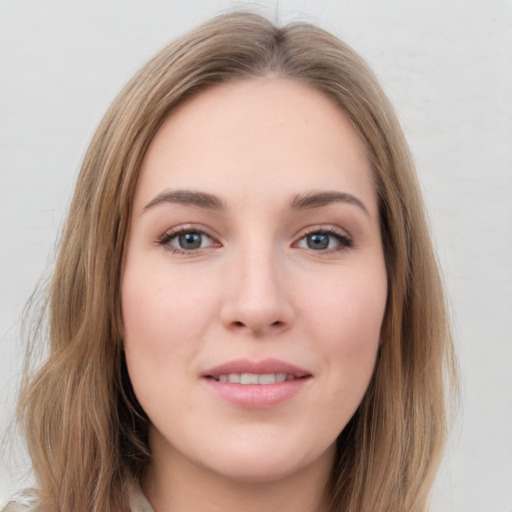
(197, 434, 336, 484)
(213, 454, 299, 483)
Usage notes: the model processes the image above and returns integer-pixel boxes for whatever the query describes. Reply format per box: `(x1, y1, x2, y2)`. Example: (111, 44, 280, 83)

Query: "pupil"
(307, 233, 329, 250)
(179, 232, 201, 249)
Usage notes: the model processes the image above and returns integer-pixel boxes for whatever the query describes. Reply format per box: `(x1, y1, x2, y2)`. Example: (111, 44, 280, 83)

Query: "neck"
(141, 444, 334, 512)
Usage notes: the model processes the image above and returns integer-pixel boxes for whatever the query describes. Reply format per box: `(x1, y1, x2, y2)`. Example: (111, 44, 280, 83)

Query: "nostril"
(230, 319, 285, 331)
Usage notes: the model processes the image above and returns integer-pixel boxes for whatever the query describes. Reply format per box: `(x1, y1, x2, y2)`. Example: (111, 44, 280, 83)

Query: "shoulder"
(1, 489, 40, 512)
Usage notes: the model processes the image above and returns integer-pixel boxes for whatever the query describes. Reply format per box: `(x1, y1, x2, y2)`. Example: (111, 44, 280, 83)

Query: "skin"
(122, 78, 388, 512)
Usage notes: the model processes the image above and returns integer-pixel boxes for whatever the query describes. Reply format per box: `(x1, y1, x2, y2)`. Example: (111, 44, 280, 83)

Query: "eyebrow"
(144, 189, 226, 211)
(289, 191, 370, 216)
(143, 188, 369, 216)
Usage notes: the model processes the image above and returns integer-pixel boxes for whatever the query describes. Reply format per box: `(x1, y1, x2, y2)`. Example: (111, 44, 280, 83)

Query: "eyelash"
(295, 227, 353, 253)
(157, 226, 218, 255)
(156, 226, 353, 255)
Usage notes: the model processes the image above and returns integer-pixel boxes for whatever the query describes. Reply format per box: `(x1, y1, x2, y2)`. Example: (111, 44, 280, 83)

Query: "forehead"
(135, 78, 375, 215)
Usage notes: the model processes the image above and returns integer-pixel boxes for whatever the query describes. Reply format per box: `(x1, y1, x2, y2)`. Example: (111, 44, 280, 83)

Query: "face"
(122, 79, 387, 485)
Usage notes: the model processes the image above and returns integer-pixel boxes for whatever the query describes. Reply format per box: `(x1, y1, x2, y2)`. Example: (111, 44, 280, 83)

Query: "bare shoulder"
(1, 489, 39, 512)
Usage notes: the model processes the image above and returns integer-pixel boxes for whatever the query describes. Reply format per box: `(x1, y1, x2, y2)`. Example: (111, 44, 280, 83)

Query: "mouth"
(208, 372, 305, 384)
(201, 359, 312, 408)
(202, 358, 312, 382)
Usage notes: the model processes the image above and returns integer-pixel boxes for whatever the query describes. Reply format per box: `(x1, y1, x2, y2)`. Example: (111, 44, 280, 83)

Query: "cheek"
(302, 264, 387, 344)
(121, 260, 215, 356)
(120, 258, 227, 415)
(122, 278, 177, 357)
(300, 265, 386, 399)
(321, 300, 382, 388)
(121, 267, 200, 416)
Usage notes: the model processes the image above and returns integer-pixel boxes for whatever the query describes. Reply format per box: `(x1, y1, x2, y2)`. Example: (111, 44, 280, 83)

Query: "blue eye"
(297, 230, 352, 251)
(159, 229, 217, 252)
(306, 233, 330, 250)
(175, 232, 204, 250)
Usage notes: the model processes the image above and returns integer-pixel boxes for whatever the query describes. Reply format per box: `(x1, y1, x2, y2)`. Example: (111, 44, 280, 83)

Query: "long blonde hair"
(18, 11, 456, 512)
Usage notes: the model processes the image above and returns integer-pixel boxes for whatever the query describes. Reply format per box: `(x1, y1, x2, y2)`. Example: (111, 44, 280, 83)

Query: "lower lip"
(203, 377, 311, 408)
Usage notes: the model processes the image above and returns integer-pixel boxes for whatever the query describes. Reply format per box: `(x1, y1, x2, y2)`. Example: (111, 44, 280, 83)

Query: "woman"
(4, 11, 456, 512)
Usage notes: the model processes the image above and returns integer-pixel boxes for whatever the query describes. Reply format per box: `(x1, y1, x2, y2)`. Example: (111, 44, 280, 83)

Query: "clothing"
(128, 485, 155, 512)
(1, 485, 155, 512)
(0, 490, 38, 512)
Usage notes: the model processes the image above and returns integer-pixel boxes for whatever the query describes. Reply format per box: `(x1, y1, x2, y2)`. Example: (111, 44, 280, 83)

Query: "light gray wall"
(1, 1, 511, 510)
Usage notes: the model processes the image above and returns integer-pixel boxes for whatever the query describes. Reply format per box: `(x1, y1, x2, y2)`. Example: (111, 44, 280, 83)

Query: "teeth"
(241, 373, 258, 384)
(215, 372, 296, 384)
(258, 373, 277, 384)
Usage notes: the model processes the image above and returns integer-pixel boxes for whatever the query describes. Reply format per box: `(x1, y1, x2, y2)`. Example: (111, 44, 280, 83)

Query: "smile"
(212, 373, 300, 384)
(202, 358, 311, 381)
(202, 359, 312, 408)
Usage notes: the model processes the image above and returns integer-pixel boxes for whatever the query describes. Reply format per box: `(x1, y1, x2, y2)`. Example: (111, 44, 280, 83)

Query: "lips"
(201, 359, 312, 408)
(203, 358, 311, 380)
(215, 373, 295, 384)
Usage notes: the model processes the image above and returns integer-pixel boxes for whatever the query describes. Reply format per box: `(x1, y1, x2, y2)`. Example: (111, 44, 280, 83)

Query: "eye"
(158, 228, 219, 253)
(295, 229, 352, 251)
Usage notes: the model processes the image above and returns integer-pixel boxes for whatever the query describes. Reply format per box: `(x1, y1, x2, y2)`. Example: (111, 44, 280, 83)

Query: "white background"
(1, 1, 511, 510)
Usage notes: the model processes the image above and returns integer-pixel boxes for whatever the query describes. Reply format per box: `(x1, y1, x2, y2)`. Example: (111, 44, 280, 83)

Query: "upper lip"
(202, 358, 312, 378)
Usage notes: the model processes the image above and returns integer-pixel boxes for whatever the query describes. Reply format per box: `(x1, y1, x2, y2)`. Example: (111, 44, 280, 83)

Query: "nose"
(220, 248, 295, 336)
